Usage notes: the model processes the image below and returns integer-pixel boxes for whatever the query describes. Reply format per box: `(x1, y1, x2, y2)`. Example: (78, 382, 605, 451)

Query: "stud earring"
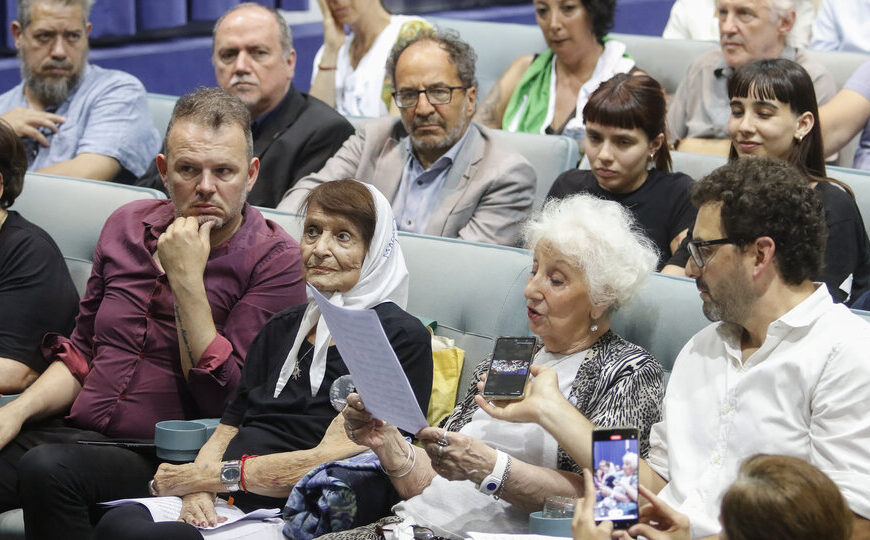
(590, 319, 599, 333)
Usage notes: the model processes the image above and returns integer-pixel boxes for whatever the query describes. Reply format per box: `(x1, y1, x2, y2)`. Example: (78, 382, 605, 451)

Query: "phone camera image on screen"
(482, 337, 536, 398)
(592, 436, 639, 526)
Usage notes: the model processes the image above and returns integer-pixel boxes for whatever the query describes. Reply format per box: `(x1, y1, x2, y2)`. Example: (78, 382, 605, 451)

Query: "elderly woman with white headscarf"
(336, 193, 664, 540)
(94, 179, 432, 539)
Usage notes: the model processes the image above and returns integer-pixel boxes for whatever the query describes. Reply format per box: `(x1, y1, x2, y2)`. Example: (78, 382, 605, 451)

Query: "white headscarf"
(273, 182, 409, 397)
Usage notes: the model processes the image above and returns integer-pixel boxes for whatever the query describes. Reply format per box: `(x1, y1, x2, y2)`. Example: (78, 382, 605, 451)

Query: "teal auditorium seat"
(399, 232, 533, 390)
(146, 92, 179, 139)
(488, 130, 579, 210)
(12, 173, 166, 296)
(670, 151, 727, 181)
(428, 17, 545, 101)
(610, 273, 707, 384)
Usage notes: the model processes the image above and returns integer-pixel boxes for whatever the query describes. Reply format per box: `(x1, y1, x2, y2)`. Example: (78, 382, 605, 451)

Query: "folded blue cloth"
(282, 449, 399, 539)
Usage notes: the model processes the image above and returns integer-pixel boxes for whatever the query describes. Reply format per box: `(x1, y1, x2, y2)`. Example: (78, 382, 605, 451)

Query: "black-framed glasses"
(687, 238, 736, 269)
(392, 86, 468, 108)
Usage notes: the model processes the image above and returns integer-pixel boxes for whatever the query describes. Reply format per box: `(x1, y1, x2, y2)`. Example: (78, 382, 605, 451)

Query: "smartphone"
(591, 427, 640, 529)
(481, 336, 537, 400)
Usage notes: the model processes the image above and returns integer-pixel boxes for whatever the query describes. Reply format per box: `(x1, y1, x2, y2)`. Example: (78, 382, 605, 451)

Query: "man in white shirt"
(642, 157, 870, 538)
(480, 157, 870, 539)
(810, 0, 870, 53)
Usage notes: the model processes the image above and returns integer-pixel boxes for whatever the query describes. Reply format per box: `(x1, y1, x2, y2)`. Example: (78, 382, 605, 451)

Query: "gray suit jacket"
(277, 117, 536, 246)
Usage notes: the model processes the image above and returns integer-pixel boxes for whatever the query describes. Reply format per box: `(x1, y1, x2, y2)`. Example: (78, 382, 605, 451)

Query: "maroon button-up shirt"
(43, 199, 306, 438)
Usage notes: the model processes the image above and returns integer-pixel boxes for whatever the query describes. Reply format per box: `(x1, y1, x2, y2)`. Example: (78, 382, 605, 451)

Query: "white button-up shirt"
(648, 285, 870, 538)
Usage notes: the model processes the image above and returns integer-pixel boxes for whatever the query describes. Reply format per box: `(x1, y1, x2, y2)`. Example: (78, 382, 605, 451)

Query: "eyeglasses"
(392, 86, 468, 108)
(687, 238, 735, 269)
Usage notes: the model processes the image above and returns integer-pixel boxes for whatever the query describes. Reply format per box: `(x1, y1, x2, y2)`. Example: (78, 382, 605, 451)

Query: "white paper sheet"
(101, 496, 281, 538)
(310, 286, 429, 433)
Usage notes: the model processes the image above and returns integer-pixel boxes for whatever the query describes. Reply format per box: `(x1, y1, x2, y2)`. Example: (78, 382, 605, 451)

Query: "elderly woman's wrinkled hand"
(342, 392, 396, 450)
(177, 492, 226, 528)
(151, 461, 213, 497)
(625, 485, 691, 540)
(417, 427, 498, 485)
(474, 364, 562, 424)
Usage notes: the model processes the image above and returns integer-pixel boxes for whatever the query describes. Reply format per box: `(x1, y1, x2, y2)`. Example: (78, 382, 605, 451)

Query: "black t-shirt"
(219, 301, 433, 509)
(547, 169, 696, 269)
(0, 211, 79, 371)
(667, 181, 870, 304)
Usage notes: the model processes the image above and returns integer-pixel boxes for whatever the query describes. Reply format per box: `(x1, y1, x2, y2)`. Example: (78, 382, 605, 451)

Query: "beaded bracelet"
(493, 455, 513, 500)
(380, 440, 416, 478)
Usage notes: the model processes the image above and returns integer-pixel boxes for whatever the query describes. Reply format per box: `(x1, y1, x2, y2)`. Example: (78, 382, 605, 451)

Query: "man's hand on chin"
(157, 218, 215, 281)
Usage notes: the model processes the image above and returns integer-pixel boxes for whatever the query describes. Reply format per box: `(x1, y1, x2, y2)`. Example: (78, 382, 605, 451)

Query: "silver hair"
(524, 194, 658, 311)
(213, 2, 293, 58)
(17, 0, 93, 29)
(716, 0, 798, 45)
(623, 452, 638, 467)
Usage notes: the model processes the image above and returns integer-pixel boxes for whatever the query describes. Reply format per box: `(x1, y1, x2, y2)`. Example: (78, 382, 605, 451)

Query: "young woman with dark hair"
(547, 73, 695, 270)
(664, 58, 870, 305)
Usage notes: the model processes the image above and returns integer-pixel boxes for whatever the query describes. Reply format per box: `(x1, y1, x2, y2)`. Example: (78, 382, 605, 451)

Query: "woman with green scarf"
(475, 0, 635, 142)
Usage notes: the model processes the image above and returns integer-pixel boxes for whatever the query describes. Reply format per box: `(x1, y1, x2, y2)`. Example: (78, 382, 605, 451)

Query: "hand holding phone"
(591, 427, 639, 530)
(481, 337, 537, 400)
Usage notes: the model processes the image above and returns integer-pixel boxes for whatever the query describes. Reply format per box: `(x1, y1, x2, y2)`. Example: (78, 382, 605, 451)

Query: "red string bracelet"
(239, 454, 258, 493)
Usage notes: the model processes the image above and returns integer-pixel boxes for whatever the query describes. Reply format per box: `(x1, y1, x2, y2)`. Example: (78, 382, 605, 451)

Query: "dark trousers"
(0, 420, 159, 540)
(95, 504, 203, 540)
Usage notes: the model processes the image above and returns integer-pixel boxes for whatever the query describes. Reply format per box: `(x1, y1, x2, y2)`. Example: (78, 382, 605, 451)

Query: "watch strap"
(478, 449, 509, 497)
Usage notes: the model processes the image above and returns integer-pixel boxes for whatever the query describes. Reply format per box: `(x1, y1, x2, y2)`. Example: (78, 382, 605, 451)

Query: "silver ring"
(148, 479, 157, 496)
(437, 444, 444, 457)
(347, 426, 356, 442)
(436, 435, 449, 447)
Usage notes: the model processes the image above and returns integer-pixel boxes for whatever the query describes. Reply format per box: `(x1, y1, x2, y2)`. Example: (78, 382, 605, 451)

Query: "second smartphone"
(591, 427, 640, 530)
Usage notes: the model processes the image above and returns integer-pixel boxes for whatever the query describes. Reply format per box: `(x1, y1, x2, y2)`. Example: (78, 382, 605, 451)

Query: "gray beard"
(19, 52, 83, 108)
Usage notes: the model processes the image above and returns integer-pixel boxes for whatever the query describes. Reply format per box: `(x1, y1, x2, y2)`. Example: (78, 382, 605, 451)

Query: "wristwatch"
(220, 460, 241, 492)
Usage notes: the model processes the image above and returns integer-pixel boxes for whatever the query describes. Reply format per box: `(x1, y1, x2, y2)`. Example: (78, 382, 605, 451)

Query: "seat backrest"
(12, 173, 166, 295)
(610, 273, 708, 384)
(670, 151, 727, 181)
(398, 232, 533, 391)
(610, 33, 720, 95)
(256, 206, 304, 241)
(488, 130, 579, 210)
(427, 17, 546, 100)
(828, 165, 870, 240)
(147, 92, 178, 139)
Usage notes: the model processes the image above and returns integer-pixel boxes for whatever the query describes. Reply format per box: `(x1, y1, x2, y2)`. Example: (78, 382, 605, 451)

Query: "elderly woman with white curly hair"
(337, 193, 665, 539)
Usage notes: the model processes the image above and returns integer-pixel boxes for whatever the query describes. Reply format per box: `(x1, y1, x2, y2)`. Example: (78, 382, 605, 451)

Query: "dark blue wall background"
(0, 0, 674, 96)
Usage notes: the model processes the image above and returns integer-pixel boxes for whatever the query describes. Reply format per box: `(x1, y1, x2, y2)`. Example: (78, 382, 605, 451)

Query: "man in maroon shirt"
(0, 88, 306, 538)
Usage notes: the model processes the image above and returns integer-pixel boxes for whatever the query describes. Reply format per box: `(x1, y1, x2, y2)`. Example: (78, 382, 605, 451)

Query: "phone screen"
(592, 430, 639, 528)
(482, 337, 537, 399)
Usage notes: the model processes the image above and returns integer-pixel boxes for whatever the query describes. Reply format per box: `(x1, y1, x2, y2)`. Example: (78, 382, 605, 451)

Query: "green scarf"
(501, 49, 555, 134)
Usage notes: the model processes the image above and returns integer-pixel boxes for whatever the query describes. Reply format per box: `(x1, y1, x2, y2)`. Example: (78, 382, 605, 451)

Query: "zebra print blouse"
(441, 330, 664, 475)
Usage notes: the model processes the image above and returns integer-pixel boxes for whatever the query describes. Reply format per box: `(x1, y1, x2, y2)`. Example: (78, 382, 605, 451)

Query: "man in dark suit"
(138, 2, 355, 208)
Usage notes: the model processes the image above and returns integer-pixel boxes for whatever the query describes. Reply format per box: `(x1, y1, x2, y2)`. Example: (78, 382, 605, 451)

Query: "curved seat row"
(4, 169, 870, 539)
